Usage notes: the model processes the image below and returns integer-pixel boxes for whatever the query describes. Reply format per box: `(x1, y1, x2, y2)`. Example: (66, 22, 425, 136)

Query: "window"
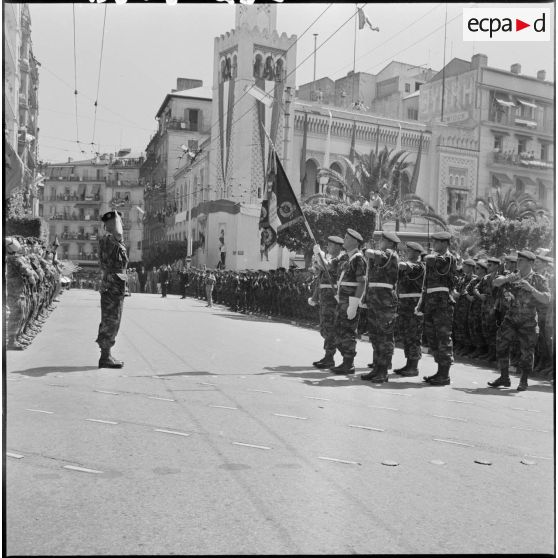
(188, 139, 198, 152)
(405, 83, 411, 93)
(415, 82, 421, 92)
(493, 135, 503, 152)
(407, 108, 418, 120)
(188, 109, 199, 132)
(539, 182, 546, 203)
(515, 177, 525, 194)
(517, 138, 527, 155)
(540, 143, 548, 161)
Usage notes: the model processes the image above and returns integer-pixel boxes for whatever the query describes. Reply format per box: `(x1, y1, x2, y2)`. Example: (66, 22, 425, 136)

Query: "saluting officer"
(329, 229, 367, 375)
(309, 235, 345, 369)
(96, 210, 128, 369)
(360, 231, 400, 383)
(393, 241, 426, 377)
(416, 231, 457, 386)
(490, 250, 550, 391)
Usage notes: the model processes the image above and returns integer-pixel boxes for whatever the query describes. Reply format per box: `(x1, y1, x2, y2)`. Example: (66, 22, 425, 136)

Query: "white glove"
(334, 295, 340, 304)
(347, 296, 360, 320)
(313, 244, 322, 256)
(359, 301, 367, 309)
(307, 297, 317, 307)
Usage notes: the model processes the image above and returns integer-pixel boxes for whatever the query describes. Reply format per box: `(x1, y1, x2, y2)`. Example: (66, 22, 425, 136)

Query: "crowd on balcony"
(494, 149, 553, 168)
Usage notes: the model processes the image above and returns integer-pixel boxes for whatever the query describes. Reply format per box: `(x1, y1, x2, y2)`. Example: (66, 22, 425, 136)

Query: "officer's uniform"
(394, 241, 426, 376)
(453, 259, 476, 354)
(419, 231, 457, 385)
(467, 262, 487, 356)
(96, 210, 128, 368)
(476, 257, 500, 361)
(361, 231, 400, 382)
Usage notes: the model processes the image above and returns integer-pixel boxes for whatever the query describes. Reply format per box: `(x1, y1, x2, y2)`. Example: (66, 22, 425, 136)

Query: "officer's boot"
(428, 364, 451, 386)
(331, 356, 355, 375)
(313, 350, 336, 369)
(394, 358, 410, 375)
(399, 359, 419, 377)
(423, 363, 441, 383)
(99, 349, 124, 369)
(487, 363, 511, 388)
(361, 364, 388, 383)
(517, 370, 529, 392)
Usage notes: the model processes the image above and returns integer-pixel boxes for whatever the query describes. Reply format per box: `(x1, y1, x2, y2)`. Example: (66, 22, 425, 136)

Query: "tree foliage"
(6, 217, 48, 241)
(277, 203, 376, 265)
(474, 189, 550, 221)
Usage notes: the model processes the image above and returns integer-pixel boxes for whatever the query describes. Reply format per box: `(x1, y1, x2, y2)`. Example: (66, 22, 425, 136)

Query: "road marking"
(512, 426, 550, 433)
(7, 452, 24, 459)
(304, 396, 329, 401)
(199, 382, 217, 386)
(273, 413, 308, 420)
(46, 384, 67, 388)
(63, 465, 103, 474)
(381, 460, 399, 467)
(25, 409, 53, 414)
(318, 456, 360, 465)
(348, 424, 385, 432)
(380, 391, 411, 397)
(521, 459, 537, 466)
(474, 459, 492, 466)
(430, 460, 446, 466)
(369, 405, 398, 411)
(525, 454, 551, 460)
(152, 376, 169, 380)
(433, 438, 475, 448)
(209, 405, 238, 410)
(154, 429, 190, 437)
(511, 408, 541, 413)
(431, 414, 468, 422)
(147, 396, 175, 402)
(94, 390, 119, 395)
(233, 442, 271, 450)
(248, 389, 273, 394)
(85, 419, 118, 425)
(447, 399, 472, 404)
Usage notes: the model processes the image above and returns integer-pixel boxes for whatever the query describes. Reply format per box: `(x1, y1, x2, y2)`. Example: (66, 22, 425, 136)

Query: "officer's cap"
(487, 257, 501, 265)
(381, 230, 400, 244)
(463, 258, 476, 267)
(327, 235, 344, 246)
(518, 250, 536, 262)
(346, 228, 363, 242)
(101, 210, 123, 222)
(476, 261, 488, 270)
(431, 231, 452, 241)
(504, 253, 518, 262)
(406, 241, 425, 254)
(536, 254, 553, 263)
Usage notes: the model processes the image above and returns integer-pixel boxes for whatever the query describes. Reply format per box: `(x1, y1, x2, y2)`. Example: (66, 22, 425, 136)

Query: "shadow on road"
(215, 314, 275, 323)
(154, 371, 215, 377)
(453, 384, 553, 396)
(9, 366, 97, 377)
(262, 365, 318, 373)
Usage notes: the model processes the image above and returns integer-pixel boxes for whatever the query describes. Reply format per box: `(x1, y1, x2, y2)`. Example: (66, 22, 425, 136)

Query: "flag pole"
(261, 123, 337, 291)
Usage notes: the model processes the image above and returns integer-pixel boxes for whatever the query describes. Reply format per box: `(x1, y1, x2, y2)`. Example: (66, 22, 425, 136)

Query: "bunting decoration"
(358, 7, 380, 31)
(218, 77, 236, 187)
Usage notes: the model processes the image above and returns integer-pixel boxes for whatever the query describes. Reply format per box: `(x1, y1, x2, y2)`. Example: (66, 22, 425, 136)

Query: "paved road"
(6, 290, 554, 555)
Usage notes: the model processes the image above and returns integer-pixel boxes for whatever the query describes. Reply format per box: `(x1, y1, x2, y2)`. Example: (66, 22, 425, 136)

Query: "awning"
(490, 129, 510, 136)
(517, 99, 538, 109)
(515, 175, 537, 187)
(93, 184, 101, 195)
(78, 184, 86, 196)
(495, 97, 515, 107)
(491, 172, 513, 185)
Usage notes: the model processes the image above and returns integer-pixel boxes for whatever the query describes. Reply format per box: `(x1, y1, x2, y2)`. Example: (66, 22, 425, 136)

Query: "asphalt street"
(5, 289, 555, 555)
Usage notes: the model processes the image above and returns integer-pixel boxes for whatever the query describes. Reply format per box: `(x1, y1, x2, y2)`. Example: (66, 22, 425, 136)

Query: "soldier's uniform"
(96, 210, 128, 368)
(533, 254, 553, 372)
(476, 257, 500, 361)
(331, 229, 367, 374)
(453, 259, 476, 355)
(394, 242, 426, 377)
(420, 231, 458, 385)
(361, 231, 400, 382)
(490, 250, 550, 391)
(467, 262, 487, 357)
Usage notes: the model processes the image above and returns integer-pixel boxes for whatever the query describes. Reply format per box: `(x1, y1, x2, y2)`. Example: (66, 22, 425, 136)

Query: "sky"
(29, 2, 555, 164)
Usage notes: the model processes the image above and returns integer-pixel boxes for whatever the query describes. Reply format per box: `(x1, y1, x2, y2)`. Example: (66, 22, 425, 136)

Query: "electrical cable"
(91, 4, 108, 150)
(72, 4, 80, 146)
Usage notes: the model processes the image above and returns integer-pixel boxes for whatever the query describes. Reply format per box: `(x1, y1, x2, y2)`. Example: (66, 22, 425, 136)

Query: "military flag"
(358, 7, 380, 31)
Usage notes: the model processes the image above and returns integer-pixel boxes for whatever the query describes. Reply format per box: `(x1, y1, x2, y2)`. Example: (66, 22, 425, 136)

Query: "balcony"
(50, 214, 99, 222)
(109, 157, 144, 168)
(106, 179, 139, 187)
(491, 151, 554, 170)
(45, 175, 106, 182)
(61, 253, 99, 263)
(60, 232, 99, 242)
(19, 92, 28, 109)
(488, 111, 552, 134)
(47, 194, 101, 202)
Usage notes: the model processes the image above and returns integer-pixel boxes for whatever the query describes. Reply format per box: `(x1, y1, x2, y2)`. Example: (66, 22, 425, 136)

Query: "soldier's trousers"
(453, 299, 470, 347)
(424, 294, 454, 366)
(319, 294, 337, 353)
(467, 301, 484, 347)
(367, 301, 397, 368)
(398, 299, 423, 360)
(334, 299, 359, 359)
(496, 316, 538, 379)
(96, 281, 125, 350)
(481, 302, 498, 352)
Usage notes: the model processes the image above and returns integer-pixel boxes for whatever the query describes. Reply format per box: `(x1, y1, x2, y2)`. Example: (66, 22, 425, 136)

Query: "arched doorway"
(302, 159, 318, 199)
(329, 161, 344, 200)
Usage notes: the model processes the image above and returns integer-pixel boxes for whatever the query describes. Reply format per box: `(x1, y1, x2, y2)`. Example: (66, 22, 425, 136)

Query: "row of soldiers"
(309, 228, 552, 391)
(5, 236, 62, 350)
(182, 267, 319, 322)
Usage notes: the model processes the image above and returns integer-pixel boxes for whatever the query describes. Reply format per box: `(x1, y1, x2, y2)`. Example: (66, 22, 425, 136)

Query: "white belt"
(399, 293, 421, 298)
(368, 283, 393, 290)
(339, 282, 359, 286)
(319, 284, 334, 289)
(426, 287, 449, 294)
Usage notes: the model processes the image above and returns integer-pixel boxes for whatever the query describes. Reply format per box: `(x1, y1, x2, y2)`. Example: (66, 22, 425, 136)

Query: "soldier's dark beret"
(382, 231, 400, 244)
(536, 254, 553, 263)
(476, 261, 488, 270)
(327, 235, 344, 246)
(463, 258, 476, 267)
(487, 257, 501, 265)
(518, 250, 536, 261)
(431, 231, 452, 241)
(504, 253, 518, 262)
(346, 228, 363, 242)
(101, 210, 123, 222)
(406, 241, 425, 253)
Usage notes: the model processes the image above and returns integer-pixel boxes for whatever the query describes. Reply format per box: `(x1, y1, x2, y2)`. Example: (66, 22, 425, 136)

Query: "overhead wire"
(91, 3, 108, 153)
(72, 4, 80, 147)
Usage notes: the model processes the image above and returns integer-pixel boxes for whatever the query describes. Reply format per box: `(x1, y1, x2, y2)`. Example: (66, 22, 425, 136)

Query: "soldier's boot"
(427, 364, 451, 386)
(98, 349, 124, 369)
(487, 366, 511, 388)
(423, 364, 442, 383)
(399, 359, 419, 377)
(468, 347, 482, 359)
(331, 356, 355, 375)
(517, 371, 529, 392)
(361, 364, 388, 383)
(394, 359, 410, 375)
(313, 350, 336, 369)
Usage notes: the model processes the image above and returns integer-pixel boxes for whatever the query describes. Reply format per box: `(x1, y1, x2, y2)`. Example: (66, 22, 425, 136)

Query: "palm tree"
(474, 189, 550, 222)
